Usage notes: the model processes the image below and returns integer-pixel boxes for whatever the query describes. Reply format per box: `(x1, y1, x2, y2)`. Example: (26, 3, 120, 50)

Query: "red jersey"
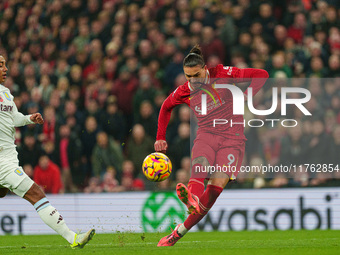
(156, 64, 269, 141)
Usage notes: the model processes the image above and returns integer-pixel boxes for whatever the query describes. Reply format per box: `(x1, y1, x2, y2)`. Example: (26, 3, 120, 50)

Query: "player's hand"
(30, 113, 44, 124)
(154, 140, 168, 153)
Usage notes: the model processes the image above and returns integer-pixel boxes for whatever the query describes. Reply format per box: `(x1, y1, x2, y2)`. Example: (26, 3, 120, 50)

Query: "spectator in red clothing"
(33, 154, 63, 194)
(201, 26, 225, 64)
(41, 105, 56, 144)
(112, 66, 139, 126)
(329, 27, 340, 55)
(58, 124, 80, 193)
(287, 12, 307, 44)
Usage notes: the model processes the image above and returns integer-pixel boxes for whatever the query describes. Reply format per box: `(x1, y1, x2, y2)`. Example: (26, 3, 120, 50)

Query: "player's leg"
(23, 182, 77, 243)
(176, 140, 245, 238)
(158, 171, 228, 247)
(23, 182, 95, 248)
(176, 134, 216, 214)
(188, 133, 216, 198)
(2, 165, 94, 248)
(188, 156, 210, 198)
(158, 135, 217, 246)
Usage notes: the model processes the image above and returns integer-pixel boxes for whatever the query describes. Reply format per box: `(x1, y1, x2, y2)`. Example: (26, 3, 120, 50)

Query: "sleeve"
(237, 68, 269, 97)
(156, 89, 183, 141)
(12, 101, 34, 127)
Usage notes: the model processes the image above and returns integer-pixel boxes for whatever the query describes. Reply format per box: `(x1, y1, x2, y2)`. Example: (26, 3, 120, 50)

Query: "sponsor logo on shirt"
(194, 99, 225, 115)
(223, 66, 233, 76)
(0, 96, 3, 102)
(14, 168, 23, 176)
(195, 106, 202, 114)
(0, 104, 13, 112)
(3, 92, 11, 101)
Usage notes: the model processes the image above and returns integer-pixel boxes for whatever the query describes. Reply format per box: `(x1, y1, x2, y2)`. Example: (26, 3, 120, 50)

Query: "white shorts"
(0, 150, 34, 197)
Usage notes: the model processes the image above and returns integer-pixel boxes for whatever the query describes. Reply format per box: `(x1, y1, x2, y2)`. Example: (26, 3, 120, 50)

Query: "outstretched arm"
(12, 102, 44, 127)
(240, 68, 269, 97)
(155, 93, 182, 153)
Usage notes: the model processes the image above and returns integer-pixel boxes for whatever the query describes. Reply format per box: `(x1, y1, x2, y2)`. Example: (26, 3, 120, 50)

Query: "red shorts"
(191, 133, 245, 180)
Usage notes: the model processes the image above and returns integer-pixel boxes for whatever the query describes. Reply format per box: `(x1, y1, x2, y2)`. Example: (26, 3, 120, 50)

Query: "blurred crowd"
(0, 0, 339, 193)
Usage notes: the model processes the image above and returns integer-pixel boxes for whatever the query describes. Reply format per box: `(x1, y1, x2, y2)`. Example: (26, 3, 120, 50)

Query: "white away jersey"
(0, 84, 33, 151)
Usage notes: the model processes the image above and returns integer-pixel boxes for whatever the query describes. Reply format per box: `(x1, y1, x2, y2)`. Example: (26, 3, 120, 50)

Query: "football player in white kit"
(0, 55, 95, 248)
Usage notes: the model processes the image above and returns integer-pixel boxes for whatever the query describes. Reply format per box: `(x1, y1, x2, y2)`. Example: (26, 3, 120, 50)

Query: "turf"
(0, 230, 339, 255)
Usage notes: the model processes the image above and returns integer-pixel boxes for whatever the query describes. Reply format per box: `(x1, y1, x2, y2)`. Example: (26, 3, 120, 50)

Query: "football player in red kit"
(155, 45, 269, 246)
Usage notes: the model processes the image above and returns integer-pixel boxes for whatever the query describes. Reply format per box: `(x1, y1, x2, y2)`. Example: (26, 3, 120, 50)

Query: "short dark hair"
(183, 44, 205, 67)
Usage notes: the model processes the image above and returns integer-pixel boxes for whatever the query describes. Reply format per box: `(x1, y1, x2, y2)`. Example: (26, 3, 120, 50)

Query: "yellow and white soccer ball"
(142, 153, 172, 182)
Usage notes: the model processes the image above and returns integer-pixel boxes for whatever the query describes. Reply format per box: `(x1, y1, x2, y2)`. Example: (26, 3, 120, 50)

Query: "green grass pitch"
(0, 230, 339, 255)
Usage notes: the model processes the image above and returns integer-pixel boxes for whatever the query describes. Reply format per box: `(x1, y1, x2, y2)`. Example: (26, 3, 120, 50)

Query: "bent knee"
(192, 156, 210, 167)
(24, 183, 46, 204)
(208, 172, 230, 188)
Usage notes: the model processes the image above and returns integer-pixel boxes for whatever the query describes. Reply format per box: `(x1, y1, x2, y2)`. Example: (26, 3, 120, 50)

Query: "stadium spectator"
(92, 131, 124, 178)
(33, 154, 63, 194)
(126, 124, 154, 172)
(56, 124, 83, 192)
(133, 74, 158, 120)
(84, 177, 103, 193)
(41, 105, 57, 144)
(101, 166, 119, 193)
(112, 66, 139, 126)
(307, 119, 332, 167)
(18, 132, 44, 167)
(169, 122, 191, 170)
(135, 100, 158, 138)
(99, 95, 126, 142)
(330, 125, 340, 166)
(280, 125, 309, 167)
(201, 26, 225, 63)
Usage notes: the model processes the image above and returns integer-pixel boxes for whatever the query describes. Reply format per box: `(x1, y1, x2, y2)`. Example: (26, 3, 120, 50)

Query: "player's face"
(0, 56, 8, 84)
(183, 65, 207, 90)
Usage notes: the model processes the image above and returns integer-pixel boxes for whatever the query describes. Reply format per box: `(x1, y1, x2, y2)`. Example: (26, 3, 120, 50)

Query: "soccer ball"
(142, 153, 172, 182)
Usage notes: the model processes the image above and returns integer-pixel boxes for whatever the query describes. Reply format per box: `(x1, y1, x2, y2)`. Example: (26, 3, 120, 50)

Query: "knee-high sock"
(188, 178, 205, 199)
(179, 184, 223, 234)
(34, 198, 76, 244)
(189, 163, 207, 198)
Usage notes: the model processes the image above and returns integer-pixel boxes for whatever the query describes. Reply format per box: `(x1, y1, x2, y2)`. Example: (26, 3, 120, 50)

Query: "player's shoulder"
(209, 64, 241, 78)
(0, 85, 12, 96)
(172, 82, 190, 97)
(0, 84, 8, 92)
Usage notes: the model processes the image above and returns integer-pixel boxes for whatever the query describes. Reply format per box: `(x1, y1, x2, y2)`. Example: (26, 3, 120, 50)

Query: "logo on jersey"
(223, 66, 233, 76)
(3, 92, 11, 101)
(195, 106, 202, 114)
(14, 168, 24, 176)
(0, 96, 3, 102)
(0, 104, 13, 112)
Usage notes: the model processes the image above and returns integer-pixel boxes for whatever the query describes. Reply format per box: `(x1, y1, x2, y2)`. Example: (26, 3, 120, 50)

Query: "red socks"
(183, 184, 223, 230)
(188, 178, 205, 199)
